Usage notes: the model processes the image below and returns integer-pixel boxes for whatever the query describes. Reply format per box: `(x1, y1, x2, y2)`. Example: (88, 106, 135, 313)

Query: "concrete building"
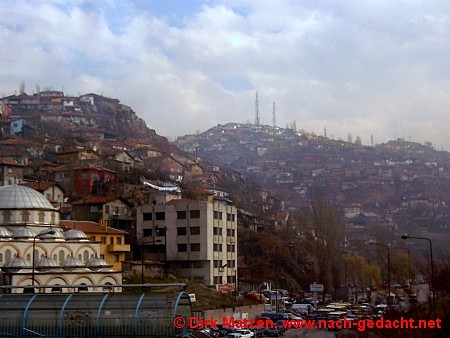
(136, 196, 238, 290)
(0, 185, 122, 293)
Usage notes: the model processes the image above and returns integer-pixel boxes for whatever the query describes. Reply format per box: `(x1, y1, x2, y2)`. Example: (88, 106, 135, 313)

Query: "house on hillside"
(71, 195, 133, 231)
(21, 181, 65, 205)
(103, 149, 135, 172)
(0, 159, 24, 186)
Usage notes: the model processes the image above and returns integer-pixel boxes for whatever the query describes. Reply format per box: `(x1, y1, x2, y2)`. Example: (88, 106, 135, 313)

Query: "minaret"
(272, 102, 276, 127)
(255, 91, 260, 126)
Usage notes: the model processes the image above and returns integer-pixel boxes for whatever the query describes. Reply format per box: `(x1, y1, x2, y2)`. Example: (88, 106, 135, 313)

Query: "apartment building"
(136, 196, 238, 289)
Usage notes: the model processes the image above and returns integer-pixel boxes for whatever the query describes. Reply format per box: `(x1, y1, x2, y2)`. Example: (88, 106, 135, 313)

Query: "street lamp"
(402, 235, 435, 318)
(369, 241, 391, 309)
(31, 230, 56, 291)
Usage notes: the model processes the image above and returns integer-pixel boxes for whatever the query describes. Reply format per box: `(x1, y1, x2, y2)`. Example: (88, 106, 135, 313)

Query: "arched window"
(78, 254, 82, 260)
(78, 283, 88, 292)
(38, 211, 45, 223)
(0, 253, 3, 262)
(59, 250, 65, 263)
(5, 249, 11, 261)
(103, 282, 113, 292)
(83, 250, 89, 262)
(26, 253, 31, 261)
(51, 285, 62, 293)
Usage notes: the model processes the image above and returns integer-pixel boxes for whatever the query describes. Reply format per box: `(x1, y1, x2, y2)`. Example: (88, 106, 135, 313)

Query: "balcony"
(107, 244, 131, 252)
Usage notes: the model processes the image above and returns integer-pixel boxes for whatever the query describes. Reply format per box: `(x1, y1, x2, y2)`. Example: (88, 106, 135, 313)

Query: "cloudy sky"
(1, 1, 450, 148)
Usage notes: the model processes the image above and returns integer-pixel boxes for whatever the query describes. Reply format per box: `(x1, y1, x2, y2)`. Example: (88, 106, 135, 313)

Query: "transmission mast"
(272, 101, 276, 127)
(255, 91, 260, 126)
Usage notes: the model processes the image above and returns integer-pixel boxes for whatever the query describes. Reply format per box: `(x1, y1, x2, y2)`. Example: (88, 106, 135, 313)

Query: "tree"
(311, 193, 345, 293)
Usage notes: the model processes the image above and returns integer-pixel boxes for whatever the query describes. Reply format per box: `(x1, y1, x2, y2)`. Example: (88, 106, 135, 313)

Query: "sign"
(310, 283, 324, 292)
(189, 294, 196, 302)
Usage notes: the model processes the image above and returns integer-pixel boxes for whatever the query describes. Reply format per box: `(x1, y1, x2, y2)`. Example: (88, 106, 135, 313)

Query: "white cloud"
(1, 0, 450, 148)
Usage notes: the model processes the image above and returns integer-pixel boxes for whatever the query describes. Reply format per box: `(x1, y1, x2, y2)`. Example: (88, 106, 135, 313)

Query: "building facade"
(136, 196, 237, 290)
(0, 185, 122, 293)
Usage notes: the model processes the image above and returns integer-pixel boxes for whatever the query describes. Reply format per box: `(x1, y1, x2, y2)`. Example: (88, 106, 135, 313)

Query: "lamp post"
(370, 241, 391, 309)
(402, 235, 435, 318)
(31, 230, 55, 291)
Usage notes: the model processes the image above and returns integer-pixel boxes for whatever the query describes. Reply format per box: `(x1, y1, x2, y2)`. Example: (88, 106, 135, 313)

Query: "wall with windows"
(136, 197, 238, 288)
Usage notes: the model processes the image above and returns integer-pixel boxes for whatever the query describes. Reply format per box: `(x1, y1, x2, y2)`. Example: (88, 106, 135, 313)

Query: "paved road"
(284, 328, 337, 338)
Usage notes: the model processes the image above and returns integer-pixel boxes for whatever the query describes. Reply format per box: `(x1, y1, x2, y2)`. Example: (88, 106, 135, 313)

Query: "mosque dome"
(38, 228, 65, 240)
(62, 257, 85, 268)
(0, 185, 56, 210)
(36, 257, 60, 269)
(86, 257, 110, 270)
(0, 226, 13, 238)
(3, 257, 31, 269)
(12, 226, 37, 239)
(64, 229, 88, 241)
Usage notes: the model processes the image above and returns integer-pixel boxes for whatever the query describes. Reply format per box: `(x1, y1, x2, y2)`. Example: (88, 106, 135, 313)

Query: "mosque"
(0, 185, 122, 293)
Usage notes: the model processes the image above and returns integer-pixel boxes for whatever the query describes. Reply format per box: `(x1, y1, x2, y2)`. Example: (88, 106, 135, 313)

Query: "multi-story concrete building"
(136, 196, 238, 290)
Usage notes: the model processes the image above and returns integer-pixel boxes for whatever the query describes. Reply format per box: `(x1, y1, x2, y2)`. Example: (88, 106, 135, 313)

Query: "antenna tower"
(255, 91, 260, 126)
(272, 102, 276, 127)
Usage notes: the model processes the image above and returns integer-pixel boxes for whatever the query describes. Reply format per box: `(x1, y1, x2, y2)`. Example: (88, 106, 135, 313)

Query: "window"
(213, 211, 222, 220)
(83, 250, 89, 262)
(190, 243, 201, 252)
(38, 211, 45, 223)
(143, 213, 152, 221)
(155, 227, 166, 236)
(143, 229, 152, 237)
(177, 210, 187, 219)
(193, 261, 203, 268)
(105, 205, 110, 213)
(227, 229, 235, 237)
(51, 285, 62, 293)
(213, 227, 222, 236)
(190, 210, 200, 218)
(21, 210, 30, 222)
(190, 227, 200, 235)
(213, 244, 223, 252)
(78, 283, 88, 292)
(0, 253, 2, 262)
(101, 237, 106, 244)
(177, 227, 187, 235)
(178, 244, 187, 252)
(116, 237, 122, 245)
(227, 260, 236, 268)
(90, 236, 96, 242)
(59, 250, 65, 263)
(155, 212, 165, 220)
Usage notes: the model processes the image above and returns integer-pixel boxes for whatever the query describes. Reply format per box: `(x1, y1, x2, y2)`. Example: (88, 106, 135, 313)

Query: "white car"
(234, 329, 253, 338)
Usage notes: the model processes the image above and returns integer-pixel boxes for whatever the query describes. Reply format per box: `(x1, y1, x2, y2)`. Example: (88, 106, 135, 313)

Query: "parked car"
(225, 333, 243, 338)
(234, 329, 253, 338)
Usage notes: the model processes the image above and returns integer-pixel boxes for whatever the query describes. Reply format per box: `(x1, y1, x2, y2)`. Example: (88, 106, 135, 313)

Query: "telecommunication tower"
(255, 91, 260, 126)
(272, 102, 276, 127)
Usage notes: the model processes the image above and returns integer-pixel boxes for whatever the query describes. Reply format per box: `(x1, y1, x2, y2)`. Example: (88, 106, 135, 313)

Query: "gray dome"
(86, 257, 109, 270)
(62, 257, 85, 268)
(0, 185, 56, 210)
(12, 226, 37, 239)
(3, 257, 31, 268)
(64, 229, 88, 241)
(0, 226, 13, 238)
(39, 228, 65, 239)
(36, 257, 60, 269)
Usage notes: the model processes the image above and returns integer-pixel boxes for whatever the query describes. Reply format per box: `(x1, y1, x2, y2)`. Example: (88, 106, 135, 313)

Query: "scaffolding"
(0, 284, 191, 337)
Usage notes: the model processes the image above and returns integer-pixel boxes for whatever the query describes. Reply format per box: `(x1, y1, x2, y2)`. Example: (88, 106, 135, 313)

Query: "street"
(284, 328, 338, 338)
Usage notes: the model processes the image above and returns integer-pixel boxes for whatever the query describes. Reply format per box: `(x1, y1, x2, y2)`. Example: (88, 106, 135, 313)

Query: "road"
(284, 328, 337, 338)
